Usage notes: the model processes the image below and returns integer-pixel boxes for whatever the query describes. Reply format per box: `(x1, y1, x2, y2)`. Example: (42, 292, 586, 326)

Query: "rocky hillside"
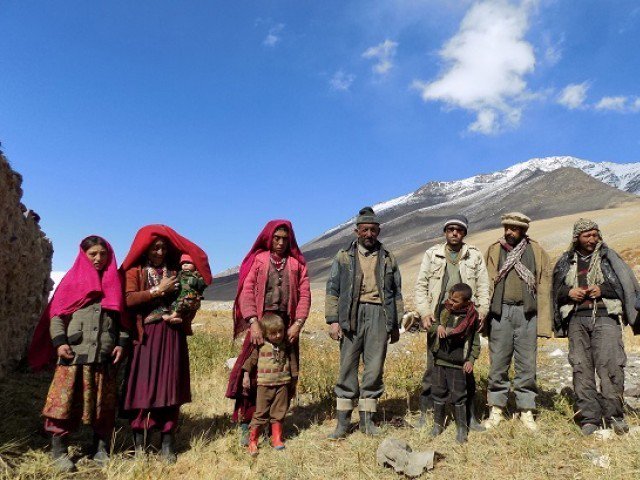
(0, 152, 53, 377)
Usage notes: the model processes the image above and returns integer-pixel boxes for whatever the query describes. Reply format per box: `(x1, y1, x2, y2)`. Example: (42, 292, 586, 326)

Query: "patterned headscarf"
(572, 218, 600, 244)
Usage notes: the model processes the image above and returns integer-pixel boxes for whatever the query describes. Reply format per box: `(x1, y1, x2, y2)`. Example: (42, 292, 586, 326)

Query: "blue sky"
(1, 0, 639, 272)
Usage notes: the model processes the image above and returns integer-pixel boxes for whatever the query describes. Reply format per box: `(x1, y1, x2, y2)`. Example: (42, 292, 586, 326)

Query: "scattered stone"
(625, 385, 640, 397)
(628, 426, 640, 437)
(594, 429, 614, 441)
(377, 438, 435, 478)
(549, 348, 565, 358)
(583, 450, 610, 469)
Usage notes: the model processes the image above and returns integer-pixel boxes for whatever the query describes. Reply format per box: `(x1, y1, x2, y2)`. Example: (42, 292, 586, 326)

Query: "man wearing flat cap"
(484, 212, 552, 431)
(414, 213, 490, 432)
(326, 207, 403, 439)
(552, 219, 640, 436)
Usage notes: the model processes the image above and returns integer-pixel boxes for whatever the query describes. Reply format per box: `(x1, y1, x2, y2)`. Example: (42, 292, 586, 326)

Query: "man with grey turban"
(553, 218, 640, 436)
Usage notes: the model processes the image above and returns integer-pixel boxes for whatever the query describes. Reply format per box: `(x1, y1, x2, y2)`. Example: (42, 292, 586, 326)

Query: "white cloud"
(330, 70, 356, 91)
(413, 0, 538, 135)
(362, 39, 399, 75)
(263, 24, 284, 47)
(596, 96, 629, 112)
(557, 82, 589, 110)
(594, 96, 640, 113)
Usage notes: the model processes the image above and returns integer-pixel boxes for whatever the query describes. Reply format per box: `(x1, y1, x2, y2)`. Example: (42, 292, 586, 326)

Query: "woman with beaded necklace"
(226, 220, 311, 447)
(120, 225, 211, 463)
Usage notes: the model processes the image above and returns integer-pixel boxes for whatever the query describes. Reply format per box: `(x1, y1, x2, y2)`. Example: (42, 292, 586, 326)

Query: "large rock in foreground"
(0, 151, 52, 377)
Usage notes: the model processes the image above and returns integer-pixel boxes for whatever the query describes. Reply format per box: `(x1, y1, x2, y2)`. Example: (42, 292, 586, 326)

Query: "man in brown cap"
(326, 207, 403, 439)
(483, 212, 553, 431)
(553, 219, 640, 436)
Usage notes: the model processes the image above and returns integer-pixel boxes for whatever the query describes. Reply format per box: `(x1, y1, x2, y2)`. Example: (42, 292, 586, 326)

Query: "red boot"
(270, 422, 285, 450)
(248, 426, 260, 456)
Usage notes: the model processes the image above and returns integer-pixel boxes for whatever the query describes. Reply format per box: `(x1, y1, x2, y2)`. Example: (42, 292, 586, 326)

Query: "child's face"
(182, 262, 196, 272)
(266, 328, 284, 344)
(447, 291, 469, 311)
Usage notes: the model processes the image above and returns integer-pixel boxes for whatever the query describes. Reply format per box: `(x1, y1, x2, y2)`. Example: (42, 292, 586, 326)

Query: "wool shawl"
(28, 237, 126, 371)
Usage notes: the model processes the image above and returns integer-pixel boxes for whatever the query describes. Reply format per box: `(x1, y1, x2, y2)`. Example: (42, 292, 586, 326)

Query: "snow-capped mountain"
(373, 156, 640, 216)
(207, 157, 640, 302)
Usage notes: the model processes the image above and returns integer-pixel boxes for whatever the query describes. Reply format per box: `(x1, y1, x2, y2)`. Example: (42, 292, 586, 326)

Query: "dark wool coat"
(552, 244, 640, 337)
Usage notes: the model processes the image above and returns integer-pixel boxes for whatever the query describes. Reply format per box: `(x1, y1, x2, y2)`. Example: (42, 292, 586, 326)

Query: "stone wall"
(0, 151, 52, 378)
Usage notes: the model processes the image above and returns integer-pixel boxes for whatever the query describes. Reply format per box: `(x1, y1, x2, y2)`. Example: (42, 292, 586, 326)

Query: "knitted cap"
(180, 254, 194, 264)
(501, 212, 531, 229)
(443, 214, 469, 232)
(356, 206, 379, 225)
(573, 218, 599, 240)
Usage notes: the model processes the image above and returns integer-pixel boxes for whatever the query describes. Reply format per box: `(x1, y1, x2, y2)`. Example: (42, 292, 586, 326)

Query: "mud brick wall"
(0, 152, 53, 377)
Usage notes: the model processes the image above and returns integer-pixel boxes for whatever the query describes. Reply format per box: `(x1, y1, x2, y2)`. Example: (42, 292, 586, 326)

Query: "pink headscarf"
(28, 236, 126, 371)
(233, 219, 305, 323)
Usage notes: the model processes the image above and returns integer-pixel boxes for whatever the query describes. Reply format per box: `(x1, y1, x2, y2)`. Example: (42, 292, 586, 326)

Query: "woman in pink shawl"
(28, 235, 129, 473)
(225, 220, 311, 446)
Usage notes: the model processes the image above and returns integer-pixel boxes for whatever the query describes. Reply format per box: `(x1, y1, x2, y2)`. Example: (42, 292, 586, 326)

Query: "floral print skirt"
(42, 363, 117, 429)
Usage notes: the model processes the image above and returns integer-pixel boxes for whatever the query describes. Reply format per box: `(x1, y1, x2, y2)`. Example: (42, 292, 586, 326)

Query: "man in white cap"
(414, 213, 490, 431)
(484, 212, 552, 431)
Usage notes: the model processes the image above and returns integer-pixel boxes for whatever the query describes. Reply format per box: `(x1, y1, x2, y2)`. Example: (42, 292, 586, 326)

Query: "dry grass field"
(1, 308, 640, 480)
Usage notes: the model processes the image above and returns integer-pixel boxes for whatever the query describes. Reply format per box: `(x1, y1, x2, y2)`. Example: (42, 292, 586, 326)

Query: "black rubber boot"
(454, 403, 468, 444)
(430, 402, 446, 437)
(51, 435, 76, 472)
(359, 411, 380, 436)
(328, 410, 351, 440)
(132, 430, 147, 456)
(92, 433, 110, 465)
(414, 395, 432, 428)
(160, 432, 177, 464)
(467, 400, 486, 432)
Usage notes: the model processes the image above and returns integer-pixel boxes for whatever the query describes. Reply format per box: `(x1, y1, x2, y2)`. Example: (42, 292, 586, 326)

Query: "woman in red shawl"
(28, 235, 129, 473)
(120, 225, 211, 463)
(225, 220, 311, 446)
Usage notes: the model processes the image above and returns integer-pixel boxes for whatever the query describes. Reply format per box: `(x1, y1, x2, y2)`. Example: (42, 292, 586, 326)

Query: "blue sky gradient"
(1, 1, 639, 271)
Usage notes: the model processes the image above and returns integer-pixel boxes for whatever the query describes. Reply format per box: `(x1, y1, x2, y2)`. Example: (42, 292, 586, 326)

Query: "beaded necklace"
(270, 254, 287, 272)
(146, 264, 168, 287)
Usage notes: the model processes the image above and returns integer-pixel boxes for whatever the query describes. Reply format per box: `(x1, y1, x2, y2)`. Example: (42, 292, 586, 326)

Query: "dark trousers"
(421, 343, 476, 410)
(568, 316, 626, 426)
(250, 384, 290, 428)
(431, 364, 467, 405)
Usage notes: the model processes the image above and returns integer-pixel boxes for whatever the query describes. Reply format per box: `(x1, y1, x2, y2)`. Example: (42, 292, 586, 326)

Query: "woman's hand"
(111, 346, 124, 365)
(56, 344, 74, 360)
(287, 322, 302, 343)
(437, 325, 447, 339)
(249, 319, 264, 345)
(158, 275, 179, 294)
(242, 372, 251, 393)
(463, 361, 474, 374)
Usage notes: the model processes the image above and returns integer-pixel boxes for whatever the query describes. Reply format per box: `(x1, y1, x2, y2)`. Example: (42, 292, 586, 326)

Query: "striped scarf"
(495, 237, 537, 295)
